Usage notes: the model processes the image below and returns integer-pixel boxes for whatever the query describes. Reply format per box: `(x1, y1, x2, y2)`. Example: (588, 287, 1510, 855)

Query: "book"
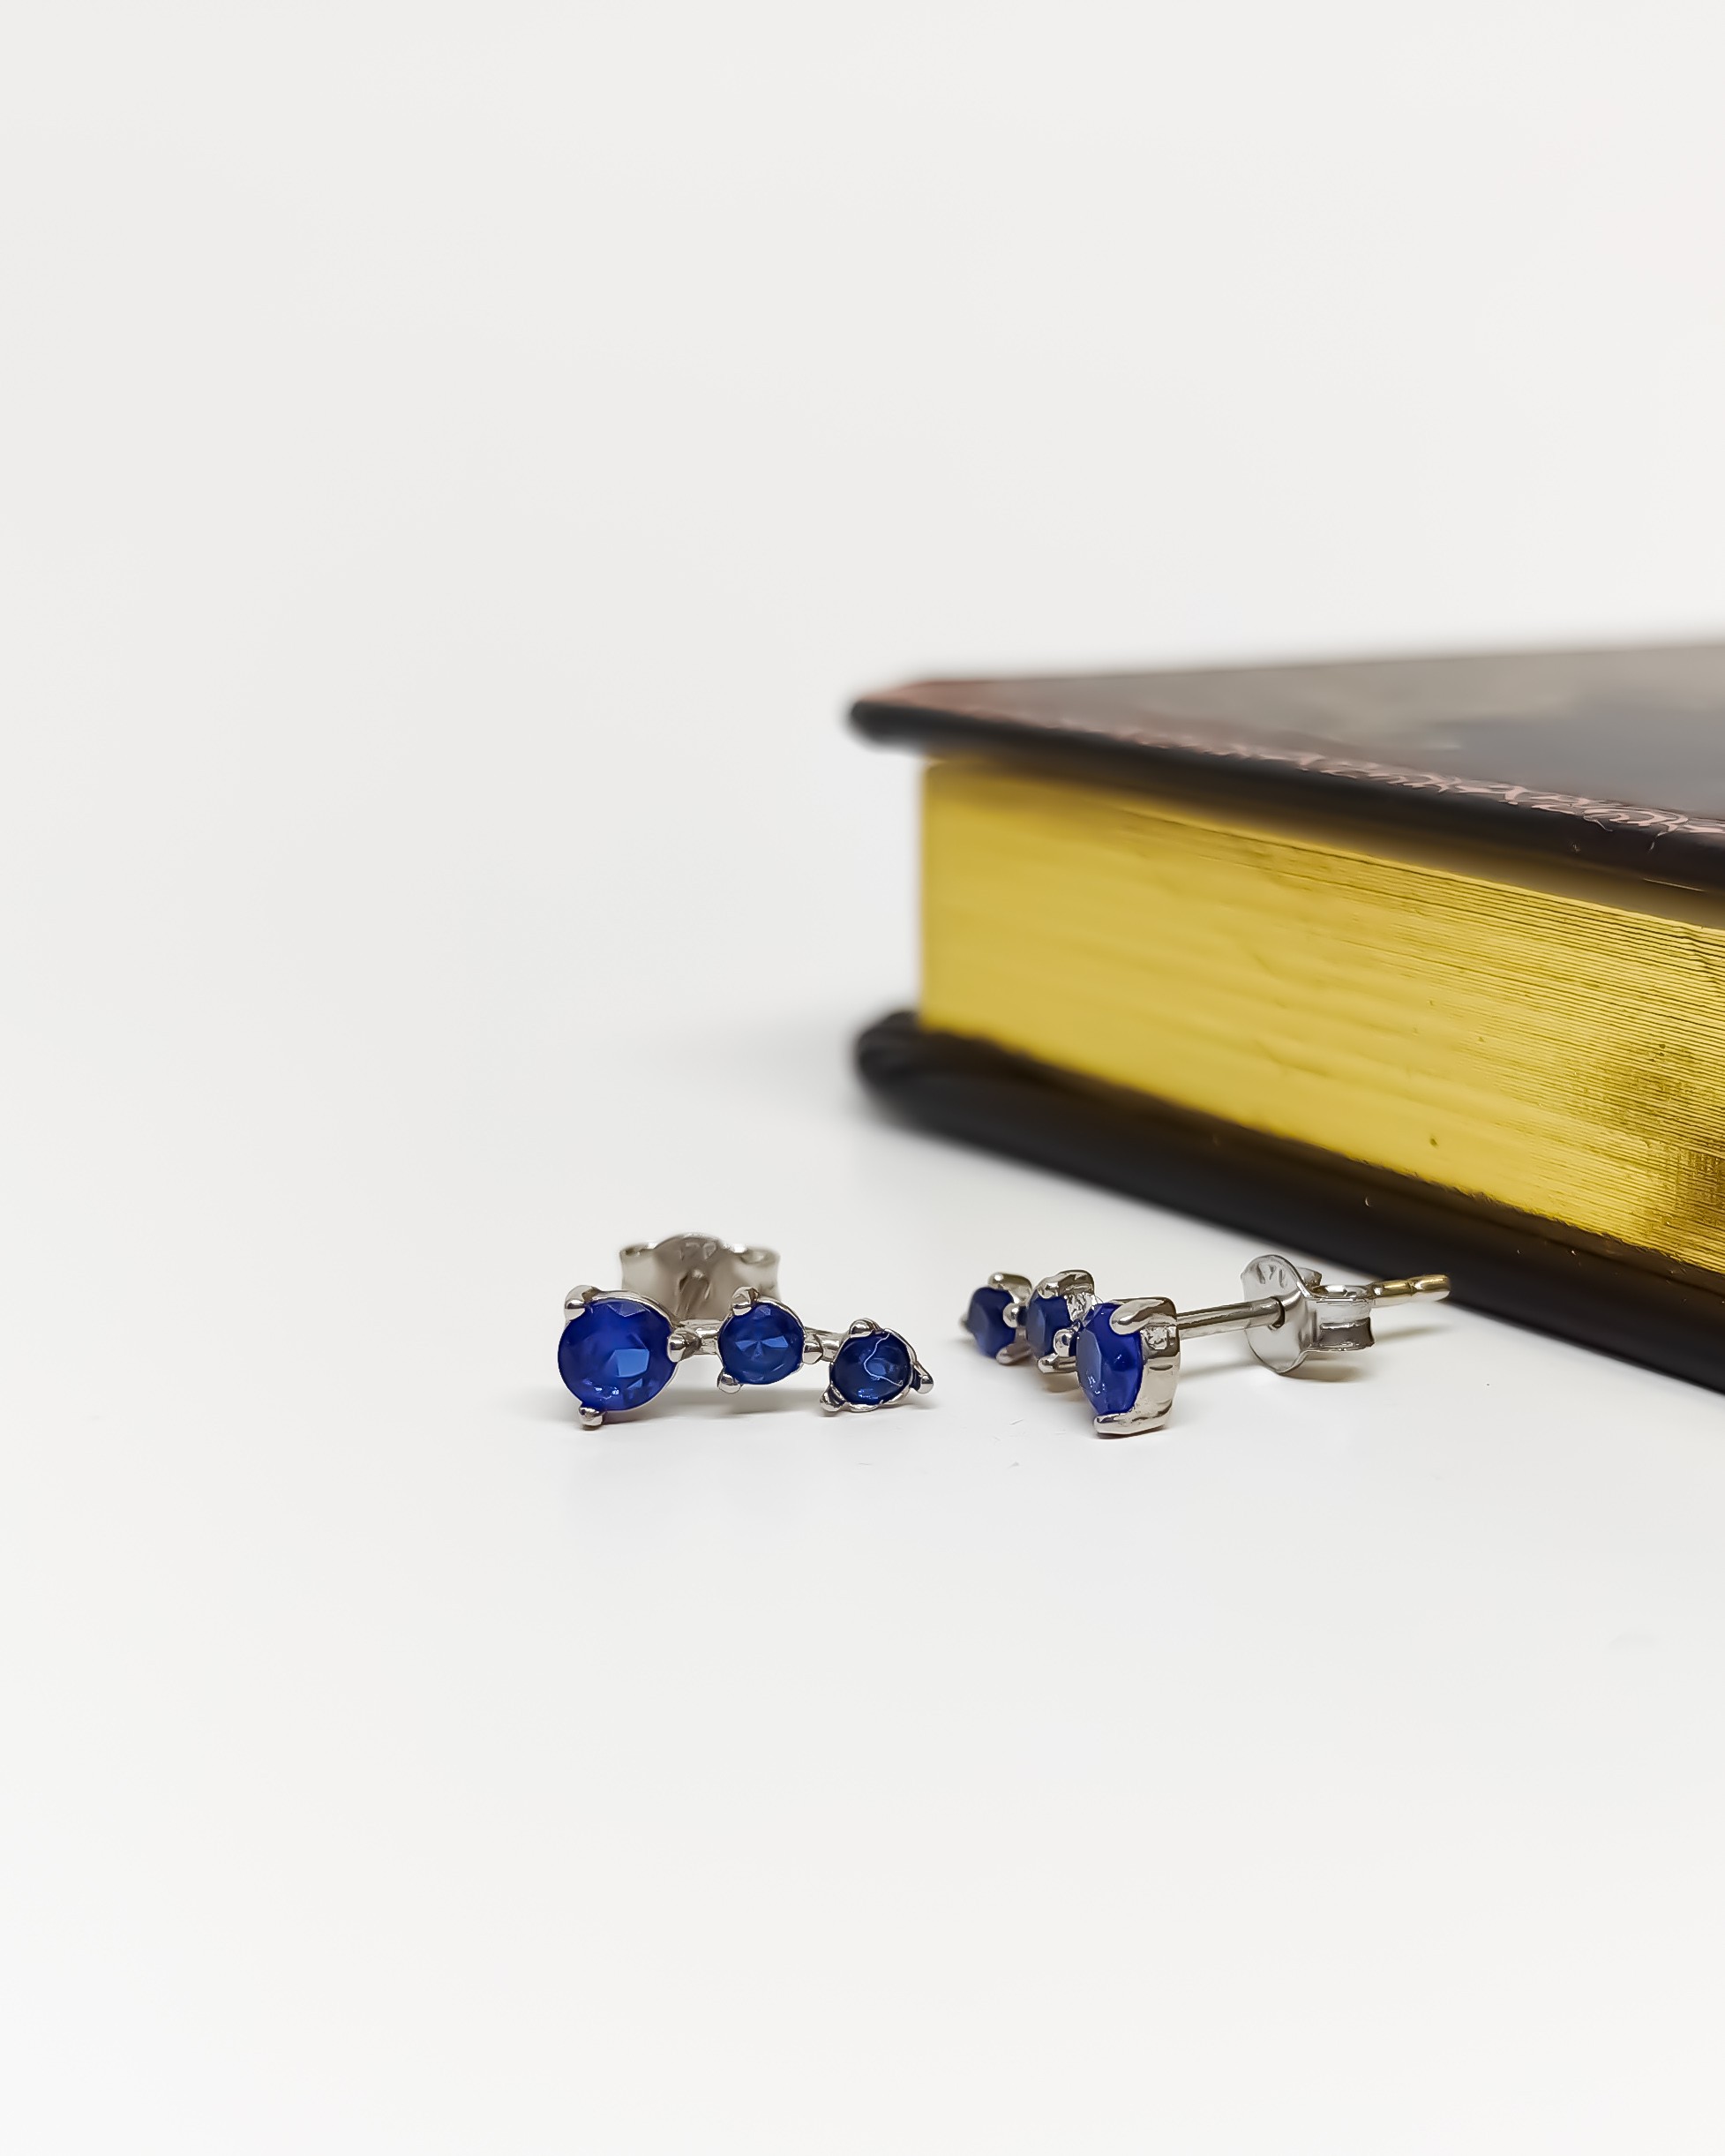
(850, 644, 1725, 1393)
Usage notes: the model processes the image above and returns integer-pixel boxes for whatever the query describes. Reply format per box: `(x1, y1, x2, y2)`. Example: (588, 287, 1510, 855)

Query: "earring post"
(1365, 1273, 1451, 1303)
(1168, 1295, 1287, 1340)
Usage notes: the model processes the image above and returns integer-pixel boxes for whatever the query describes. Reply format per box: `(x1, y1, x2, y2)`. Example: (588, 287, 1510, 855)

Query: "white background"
(4, 4, 1725, 2149)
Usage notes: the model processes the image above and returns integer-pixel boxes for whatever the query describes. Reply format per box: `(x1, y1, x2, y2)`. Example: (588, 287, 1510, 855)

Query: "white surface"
(5, 4, 1725, 2149)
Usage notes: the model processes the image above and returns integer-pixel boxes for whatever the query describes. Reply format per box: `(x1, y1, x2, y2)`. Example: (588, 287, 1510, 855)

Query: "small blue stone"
(964, 1285, 1016, 1358)
(1076, 1303, 1144, 1418)
(1024, 1292, 1071, 1360)
(558, 1295, 675, 1415)
(717, 1300, 806, 1386)
(830, 1328, 914, 1407)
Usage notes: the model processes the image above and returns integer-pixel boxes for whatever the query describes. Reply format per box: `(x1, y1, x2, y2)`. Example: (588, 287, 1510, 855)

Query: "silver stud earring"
(965, 1254, 1449, 1437)
(559, 1232, 932, 1427)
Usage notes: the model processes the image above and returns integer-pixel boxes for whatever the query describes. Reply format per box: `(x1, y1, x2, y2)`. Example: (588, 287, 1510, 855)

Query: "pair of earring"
(964, 1254, 1451, 1436)
(557, 1233, 1450, 1436)
(557, 1233, 932, 1427)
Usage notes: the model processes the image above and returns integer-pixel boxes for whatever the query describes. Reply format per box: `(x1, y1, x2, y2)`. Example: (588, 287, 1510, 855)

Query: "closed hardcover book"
(851, 644, 1725, 1391)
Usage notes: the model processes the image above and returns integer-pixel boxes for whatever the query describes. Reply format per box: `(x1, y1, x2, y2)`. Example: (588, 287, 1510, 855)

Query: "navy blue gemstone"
(1024, 1292, 1071, 1360)
(1076, 1302, 1144, 1418)
(558, 1295, 675, 1414)
(830, 1328, 914, 1407)
(964, 1285, 1016, 1358)
(717, 1300, 806, 1385)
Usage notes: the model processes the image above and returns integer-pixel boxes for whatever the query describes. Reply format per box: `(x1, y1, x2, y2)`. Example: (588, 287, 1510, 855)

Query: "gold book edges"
(921, 758, 1725, 1274)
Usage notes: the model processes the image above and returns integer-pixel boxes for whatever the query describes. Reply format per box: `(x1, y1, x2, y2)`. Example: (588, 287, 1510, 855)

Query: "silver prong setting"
(1037, 1320, 1079, 1373)
(1031, 1267, 1096, 1308)
(1091, 1401, 1173, 1438)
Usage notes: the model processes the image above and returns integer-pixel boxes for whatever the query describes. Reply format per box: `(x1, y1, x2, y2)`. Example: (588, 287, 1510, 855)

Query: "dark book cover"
(853, 642, 1725, 883)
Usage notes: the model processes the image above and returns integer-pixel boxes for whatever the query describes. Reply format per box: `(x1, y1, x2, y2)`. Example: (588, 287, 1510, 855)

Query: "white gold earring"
(965, 1255, 1449, 1437)
(559, 1233, 932, 1427)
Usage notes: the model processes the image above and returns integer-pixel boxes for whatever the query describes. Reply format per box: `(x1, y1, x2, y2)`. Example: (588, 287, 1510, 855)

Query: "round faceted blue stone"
(1076, 1302, 1144, 1418)
(558, 1295, 675, 1414)
(830, 1328, 914, 1407)
(964, 1285, 1016, 1358)
(1024, 1292, 1071, 1360)
(717, 1299, 806, 1386)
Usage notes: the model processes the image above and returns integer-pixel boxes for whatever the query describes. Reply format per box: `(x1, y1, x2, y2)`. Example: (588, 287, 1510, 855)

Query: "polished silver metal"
(559, 1233, 931, 1424)
(618, 1232, 779, 1319)
(1167, 1295, 1286, 1341)
(992, 1250, 1451, 1438)
(1233, 1254, 1449, 1374)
